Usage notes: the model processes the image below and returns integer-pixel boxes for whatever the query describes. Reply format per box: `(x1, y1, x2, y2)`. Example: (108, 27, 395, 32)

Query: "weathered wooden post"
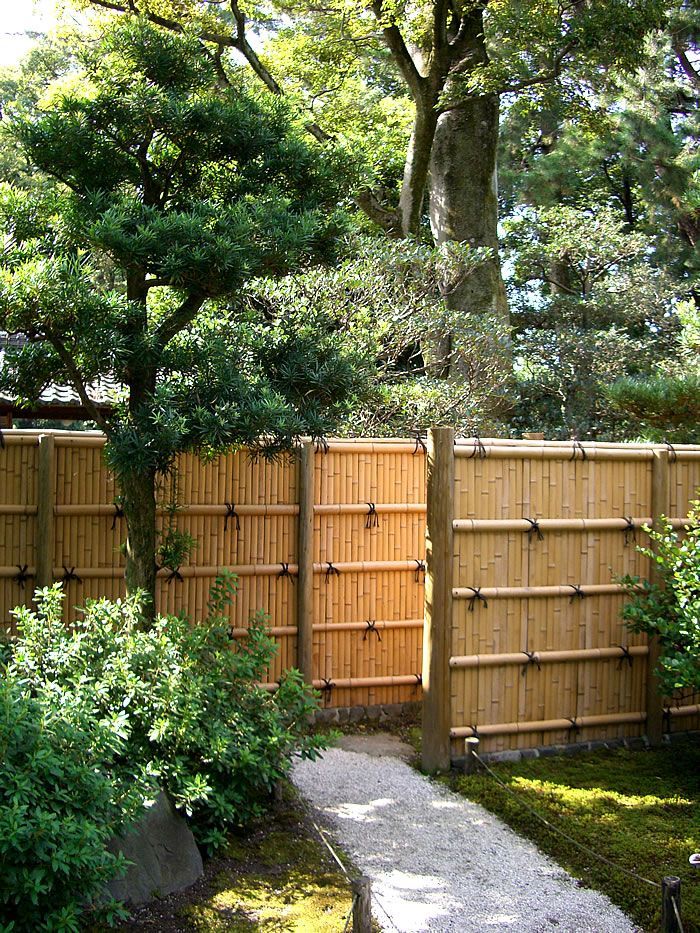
(351, 875, 372, 933)
(422, 427, 455, 773)
(646, 447, 670, 746)
(661, 876, 682, 933)
(463, 736, 480, 774)
(35, 434, 56, 589)
(296, 441, 315, 686)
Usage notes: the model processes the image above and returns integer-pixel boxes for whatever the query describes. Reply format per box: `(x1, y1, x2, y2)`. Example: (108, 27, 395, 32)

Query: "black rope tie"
(224, 503, 240, 532)
(62, 566, 82, 584)
(320, 677, 334, 694)
(14, 565, 32, 589)
(413, 559, 425, 582)
(277, 562, 295, 584)
(111, 503, 125, 531)
(469, 723, 480, 740)
(623, 516, 636, 548)
(521, 649, 541, 675)
(365, 502, 380, 529)
(663, 438, 678, 463)
(468, 434, 487, 460)
(616, 644, 633, 670)
(166, 568, 184, 584)
(569, 440, 587, 462)
(413, 435, 427, 455)
(325, 561, 340, 583)
(568, 584, 586, 604)
(466, 586, 488, 611)
(567, 717, 581, 733)
(314, 436, 329, 454)
(413, 673, 422, 691)
(524, 518, 544, 542)
(363, 620, 382, 642)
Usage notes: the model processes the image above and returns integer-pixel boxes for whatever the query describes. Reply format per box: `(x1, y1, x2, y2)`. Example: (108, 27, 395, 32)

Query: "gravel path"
(292, 742, 640, 933)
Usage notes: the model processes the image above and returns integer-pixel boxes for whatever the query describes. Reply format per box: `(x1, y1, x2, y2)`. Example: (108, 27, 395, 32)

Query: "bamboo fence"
(2, 430, 699, 741)
(0, 431, 427, 708)
(422, 430, 700, 770)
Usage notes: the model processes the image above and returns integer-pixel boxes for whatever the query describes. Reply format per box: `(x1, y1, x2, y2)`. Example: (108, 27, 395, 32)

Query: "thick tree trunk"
(427, 91, 511, 413)
(398, 101, 439, 236)
(121, 464, 158, 618)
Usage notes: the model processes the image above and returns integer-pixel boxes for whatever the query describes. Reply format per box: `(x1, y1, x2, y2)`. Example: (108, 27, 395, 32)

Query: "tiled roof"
(0, 334, 123, 411)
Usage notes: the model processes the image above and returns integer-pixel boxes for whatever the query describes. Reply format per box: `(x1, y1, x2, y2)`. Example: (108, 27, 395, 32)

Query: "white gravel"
(292, 746, 640, 932)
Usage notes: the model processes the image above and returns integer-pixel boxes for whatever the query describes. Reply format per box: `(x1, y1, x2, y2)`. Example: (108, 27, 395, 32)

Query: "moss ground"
(118, 787, 354, 932)
(445, 739, 700, 933)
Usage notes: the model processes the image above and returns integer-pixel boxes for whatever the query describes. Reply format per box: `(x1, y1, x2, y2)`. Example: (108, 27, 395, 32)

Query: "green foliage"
(0, 676, 134, 931)
(620, 506, 700, 694)
(7, 580, 326, 855)
(507, 204, 683, 438)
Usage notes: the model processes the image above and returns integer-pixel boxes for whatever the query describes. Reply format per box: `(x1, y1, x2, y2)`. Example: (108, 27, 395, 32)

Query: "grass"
(119, 786, 356, 931)
(446, 739, 700, 933)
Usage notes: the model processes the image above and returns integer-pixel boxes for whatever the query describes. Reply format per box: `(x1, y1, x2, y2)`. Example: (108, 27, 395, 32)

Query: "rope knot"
(663, 438, 678, 463)
(466, 586, 488, 611)
(325, 561, 340, 583)
(111, 502, 125, 531)
(413, 435, 427, 455)
(61, 566, 82, 584)
(568, 584, 586, 604)
(14, 564, 32, 589)
(521, 649, 541, 675)
(166, 568, 184, 584)
(623, 516, 636, 547)
(314, 436, 329, 454)
(524, 518, 544, 542)
(616, 644, 633, 669)
(468, 434, 487, 460)
(413, 559, 425, 582)
(277, 562, 295, 584)
(569, 439, 587, 462)
(363, 620, 382, 642)
(224, 502, 240, 532)
(365, 502, 379, 529)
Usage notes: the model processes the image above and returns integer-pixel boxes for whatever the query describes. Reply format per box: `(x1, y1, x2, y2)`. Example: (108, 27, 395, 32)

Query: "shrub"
(0, 676, 134, 932)
(620, 504, 700, 695)
(7, 574, 325, 854)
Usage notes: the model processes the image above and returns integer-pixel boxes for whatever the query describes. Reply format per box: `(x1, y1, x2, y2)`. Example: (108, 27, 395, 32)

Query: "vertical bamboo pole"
(36, 434, 55, 589)
(422, 427, 454, 773)
(647, 448, 670, 746)
(297, 442, 315, 685)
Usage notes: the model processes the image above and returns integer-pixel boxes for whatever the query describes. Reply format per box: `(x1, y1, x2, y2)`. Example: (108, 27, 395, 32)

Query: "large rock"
(105, 792, 204, 906)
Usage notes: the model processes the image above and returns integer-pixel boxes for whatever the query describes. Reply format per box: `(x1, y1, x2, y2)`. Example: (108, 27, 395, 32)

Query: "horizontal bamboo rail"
(312, 560, 424, 574)
(312, 619, 423, 632)
(52, 503, 299, 517)
(46, 563, 299, 580)
(450, 711, 647, 738)
(0, 566, 36, 579)
(231, 625, 297, 638)
(453, 517, 653, 533)
(669, 704, 700, 719)
(455, 444, 655, 461)
(453, 517, 690, 533)
(314, 503, 426, 515)
(312, 675, 422, 689)
(324, 441, 422, 454)
(456, 437, 700, 451)
(452, 583, 624, 600)
(449, 645, 649, 669)
(0, 505, 38, 516)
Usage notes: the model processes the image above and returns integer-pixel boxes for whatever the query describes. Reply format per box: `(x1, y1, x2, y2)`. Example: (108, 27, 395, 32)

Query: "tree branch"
(673, 40, 700, 90)
(49, 338, 111, 431)
(371, 0, 426, 102)
(354, 189, 403, 237)
(153, 292, 206, 349)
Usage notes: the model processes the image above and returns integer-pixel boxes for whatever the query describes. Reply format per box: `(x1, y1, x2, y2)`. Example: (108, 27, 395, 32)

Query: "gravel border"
(292, 747, 641, 932)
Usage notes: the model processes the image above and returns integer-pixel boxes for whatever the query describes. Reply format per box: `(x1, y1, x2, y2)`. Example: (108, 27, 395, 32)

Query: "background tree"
(0, 18, 366, 613)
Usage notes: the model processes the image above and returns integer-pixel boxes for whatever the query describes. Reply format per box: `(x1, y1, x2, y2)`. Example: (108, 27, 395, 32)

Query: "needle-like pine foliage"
(0, 17, 366, 604)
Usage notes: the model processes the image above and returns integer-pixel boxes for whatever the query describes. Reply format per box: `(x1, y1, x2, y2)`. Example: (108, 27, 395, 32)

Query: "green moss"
(175, 798, 354, 931)
(447, 740, 700, 933)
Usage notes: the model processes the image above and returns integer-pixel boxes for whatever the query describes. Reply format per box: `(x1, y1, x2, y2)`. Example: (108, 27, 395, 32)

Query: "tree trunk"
(121, 463, 158, 619)
(427, 91, 511, 418)
(398, 100, 439, 236)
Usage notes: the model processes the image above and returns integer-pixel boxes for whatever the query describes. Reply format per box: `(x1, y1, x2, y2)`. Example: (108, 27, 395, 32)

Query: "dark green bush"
(0, 677, 134, 932)
(7, 574, 325, 855)
(620, 504, 700, 694)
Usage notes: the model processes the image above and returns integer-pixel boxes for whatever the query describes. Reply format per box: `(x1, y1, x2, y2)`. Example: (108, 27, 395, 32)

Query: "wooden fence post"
(646, 448, 670, 746)
(35, 434, 55, 590)
(296, 441, 315, 685)
(661, 876, 682, 933)
(422, 427, 455, 773)
(351, 876, 372, 933)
